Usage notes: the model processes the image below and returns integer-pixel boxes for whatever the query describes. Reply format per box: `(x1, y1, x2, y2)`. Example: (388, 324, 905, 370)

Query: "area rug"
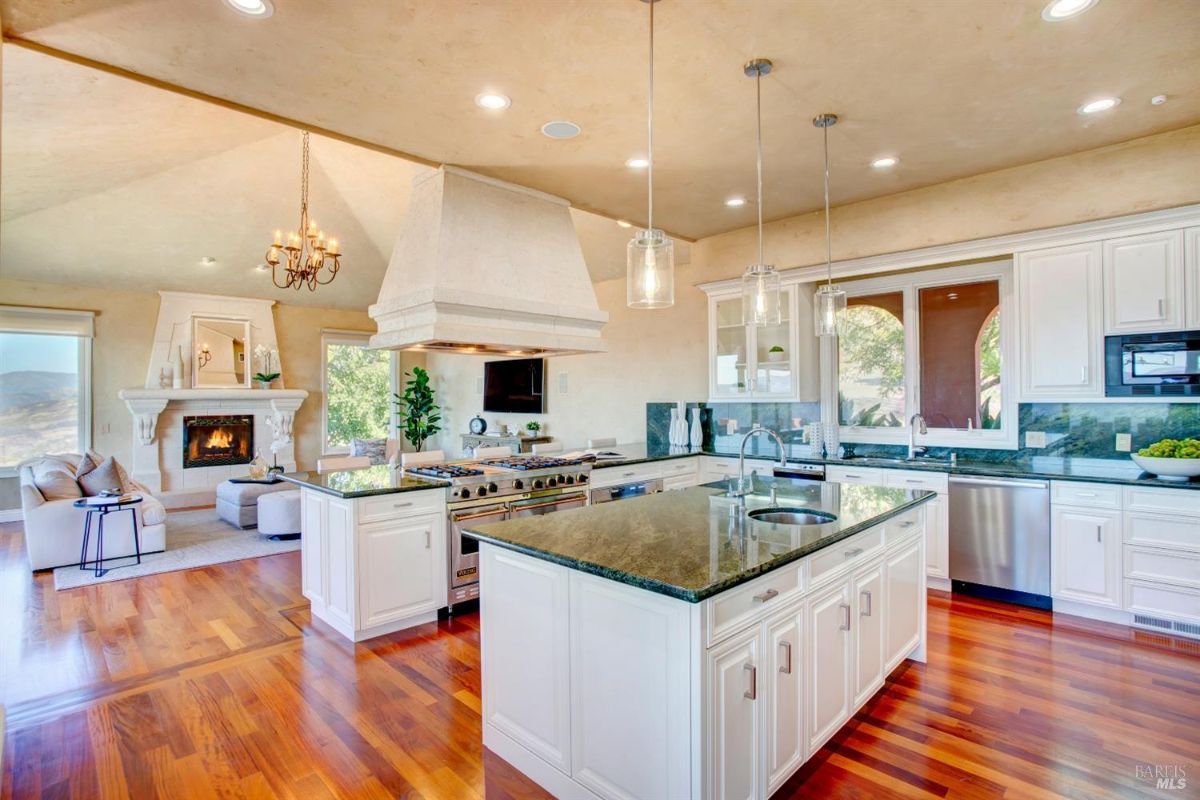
(53, 508, 300, 590)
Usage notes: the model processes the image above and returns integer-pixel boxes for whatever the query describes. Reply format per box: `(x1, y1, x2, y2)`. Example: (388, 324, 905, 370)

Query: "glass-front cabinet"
(708, 286, 799, 399)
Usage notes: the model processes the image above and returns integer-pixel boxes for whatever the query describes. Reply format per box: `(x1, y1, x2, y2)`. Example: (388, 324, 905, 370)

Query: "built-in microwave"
(1105, 331, 1200, 397)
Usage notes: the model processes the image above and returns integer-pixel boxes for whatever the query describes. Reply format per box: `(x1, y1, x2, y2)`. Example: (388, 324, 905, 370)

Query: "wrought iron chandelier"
(265, 131, 341, 291)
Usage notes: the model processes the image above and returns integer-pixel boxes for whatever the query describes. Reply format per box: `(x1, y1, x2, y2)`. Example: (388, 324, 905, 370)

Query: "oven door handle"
(450, 505, 509, 523)
(510, 493, 587, 513)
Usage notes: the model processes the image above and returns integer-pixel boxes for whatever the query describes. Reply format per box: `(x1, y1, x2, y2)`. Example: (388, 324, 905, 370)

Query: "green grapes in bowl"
(1131, 437, 1200, 481)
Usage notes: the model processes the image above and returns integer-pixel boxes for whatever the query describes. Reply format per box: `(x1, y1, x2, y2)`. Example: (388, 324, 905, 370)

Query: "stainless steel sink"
(748, 507, 837, 526)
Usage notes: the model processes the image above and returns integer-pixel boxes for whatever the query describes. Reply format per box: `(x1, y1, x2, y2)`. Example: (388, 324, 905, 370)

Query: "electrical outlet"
(1115, 433, 1132, 452)
(1025, 431, 1047, 448)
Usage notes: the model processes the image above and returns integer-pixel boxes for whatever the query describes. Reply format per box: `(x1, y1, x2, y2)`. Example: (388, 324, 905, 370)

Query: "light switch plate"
(558, 372, 568, 393)
(1115, 433, 1132, 452)
(475, 376, 484, 394)
(1025, 431, 1047, 448)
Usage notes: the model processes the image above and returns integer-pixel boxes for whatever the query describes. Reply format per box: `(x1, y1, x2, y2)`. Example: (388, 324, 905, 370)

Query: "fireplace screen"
(183, 415, 253, 469)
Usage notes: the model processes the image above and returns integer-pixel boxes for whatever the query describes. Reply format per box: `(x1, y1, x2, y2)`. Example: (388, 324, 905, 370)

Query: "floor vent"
(1132, 614, 1200, 639)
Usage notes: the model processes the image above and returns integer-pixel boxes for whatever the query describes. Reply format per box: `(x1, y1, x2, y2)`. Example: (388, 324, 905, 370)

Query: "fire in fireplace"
(183, 415, 254, 468)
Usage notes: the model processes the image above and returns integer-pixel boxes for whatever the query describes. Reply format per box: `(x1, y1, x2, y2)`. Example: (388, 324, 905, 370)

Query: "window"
(322, 332, 395, 453)
(0, 306, 94, 471)
(828, 262, 1016, 449)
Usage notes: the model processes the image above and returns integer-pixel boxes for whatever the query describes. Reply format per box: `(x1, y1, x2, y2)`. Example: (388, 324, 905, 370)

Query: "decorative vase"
(767, 350, 785, 362)
(171, 346, 184, 389)
(668, 408, 681, 446)
(689, 408, 703, 449)
(247, 451, 269, 480)
(258, 379, 272, 390)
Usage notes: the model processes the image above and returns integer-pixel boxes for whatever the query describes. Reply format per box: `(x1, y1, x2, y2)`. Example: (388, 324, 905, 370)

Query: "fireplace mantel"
(120, 389, 308, 402)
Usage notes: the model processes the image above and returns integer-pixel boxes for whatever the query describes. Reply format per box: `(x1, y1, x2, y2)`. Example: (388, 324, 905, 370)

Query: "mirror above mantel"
(192, 317, 250, 389)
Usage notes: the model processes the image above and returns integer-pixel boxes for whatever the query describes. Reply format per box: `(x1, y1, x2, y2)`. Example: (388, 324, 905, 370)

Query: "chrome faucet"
(734, 426, 788, 498)
(908, 413, 927, 460)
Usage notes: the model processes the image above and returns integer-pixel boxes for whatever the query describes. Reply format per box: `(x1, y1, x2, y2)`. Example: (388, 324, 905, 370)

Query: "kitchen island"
(466, 477, 934, 800)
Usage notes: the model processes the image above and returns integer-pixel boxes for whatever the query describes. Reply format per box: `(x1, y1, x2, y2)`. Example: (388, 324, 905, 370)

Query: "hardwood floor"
(2, 518, 1198, 799)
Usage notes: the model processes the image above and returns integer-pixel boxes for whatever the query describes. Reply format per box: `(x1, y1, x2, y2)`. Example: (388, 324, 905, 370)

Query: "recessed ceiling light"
(616, 219, 633, 228)
(1077, 96, 1120, 115)
(625, 157, 650, 169)
(1041, 0, 1097, 21)
(223, 0, 273, 17)
(541, 121, 581, 139)
(474, 93, 511, 110)
(871, 156, 899, 169)
(200, 256, 218, 267)
(1151, 94, 1168, 106)
(724, 196, 747, 208)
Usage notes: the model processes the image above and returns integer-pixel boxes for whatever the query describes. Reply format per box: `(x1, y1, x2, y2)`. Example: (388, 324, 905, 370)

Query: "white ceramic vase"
(689, 408, 703, 448)
(171, 345, 184, 389)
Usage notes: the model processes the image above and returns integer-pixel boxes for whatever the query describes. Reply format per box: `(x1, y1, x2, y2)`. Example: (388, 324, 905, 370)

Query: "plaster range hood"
(369, 166, 608, 356)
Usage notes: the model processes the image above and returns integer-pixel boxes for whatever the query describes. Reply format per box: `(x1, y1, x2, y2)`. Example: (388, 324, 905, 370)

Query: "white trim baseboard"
(0, 508, 23, 524)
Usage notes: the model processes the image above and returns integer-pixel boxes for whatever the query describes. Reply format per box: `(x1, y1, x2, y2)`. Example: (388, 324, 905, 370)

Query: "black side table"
(73, 495, 144, 577)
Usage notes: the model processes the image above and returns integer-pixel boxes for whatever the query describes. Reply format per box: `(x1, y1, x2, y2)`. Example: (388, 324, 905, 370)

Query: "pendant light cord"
(755, 70, 764, 266)
(823, 122, 831, 287)
(647, 0, 654, 233)
(301, 130, 310, 219)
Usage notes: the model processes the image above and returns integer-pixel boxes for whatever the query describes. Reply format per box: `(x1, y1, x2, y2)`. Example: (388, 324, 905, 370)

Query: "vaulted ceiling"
(3, 0, 1198, 242)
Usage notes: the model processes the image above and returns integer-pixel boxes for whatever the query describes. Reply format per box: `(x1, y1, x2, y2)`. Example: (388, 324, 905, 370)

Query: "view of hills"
(0, 370, 79, 465)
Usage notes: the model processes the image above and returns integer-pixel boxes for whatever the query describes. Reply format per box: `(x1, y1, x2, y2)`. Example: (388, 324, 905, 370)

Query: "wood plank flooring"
(2, 517, 1198, 799)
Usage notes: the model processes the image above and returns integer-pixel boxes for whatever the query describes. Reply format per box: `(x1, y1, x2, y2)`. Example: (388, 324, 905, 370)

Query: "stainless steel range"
(408, 455, 592, 610)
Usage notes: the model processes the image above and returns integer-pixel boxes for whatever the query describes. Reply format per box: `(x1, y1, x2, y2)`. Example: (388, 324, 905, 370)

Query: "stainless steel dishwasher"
(948, 475, 1052, 609)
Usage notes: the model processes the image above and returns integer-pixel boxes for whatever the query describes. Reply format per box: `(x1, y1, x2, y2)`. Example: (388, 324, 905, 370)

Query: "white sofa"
(19, 454, 167, 571)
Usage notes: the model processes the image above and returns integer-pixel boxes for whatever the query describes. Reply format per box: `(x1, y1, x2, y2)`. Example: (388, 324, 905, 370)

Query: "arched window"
(837, 292, 905, 427)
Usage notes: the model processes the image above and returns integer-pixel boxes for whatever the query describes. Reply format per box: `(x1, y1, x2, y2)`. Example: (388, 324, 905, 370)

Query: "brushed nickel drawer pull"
(839, 603, 851, 631)
(393, 502, 414, 509)
(899, 520, 915, 528)
(743, 663, 757, 700)
(861, 589, 873, 617)
(753, 588, 779, 603)
(779, 641, 792, 675)
(844, 547, 864, 559)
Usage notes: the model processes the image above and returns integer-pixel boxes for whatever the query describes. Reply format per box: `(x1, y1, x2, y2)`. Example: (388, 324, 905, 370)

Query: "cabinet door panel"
(712, 295, 752, 399)
(886, 537, 923, 672)
(1104, 230, 1184, 333)
(324, 498, 355, 629)
(924, 493, 949, 580)
(359, 515, 438, 628)
(853, 563, 886, 707)
(1187, 227, 1200, 329)
(1051, 506, 1122, 608)
(300, 490, 325, 602)
(1017, 244, 1102, 398)
(807, 580, 852, 752)
(766, 607, 805, 794)
(707, 627, 760, 800)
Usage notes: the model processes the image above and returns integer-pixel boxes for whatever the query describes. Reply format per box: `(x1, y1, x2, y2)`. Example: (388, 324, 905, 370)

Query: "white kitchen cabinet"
(707, 625, 762, 800)
(358, 514, 440, 629)
(1016, 243, 1103, 399)
(1103, 230, 1185, 334)
(882, 469, 950, 587)
(707, 286, 800, 400)
(661, 457, 702, 491)
(764, 605, 805, 795)
(1187, 227, 1200, 329)
(1051, 505, 1122, 609)
(806, 579, 852, 753)
(884, 534, 924, 673)
(852, 561, 885, 708)
(300, 489, 326, 601)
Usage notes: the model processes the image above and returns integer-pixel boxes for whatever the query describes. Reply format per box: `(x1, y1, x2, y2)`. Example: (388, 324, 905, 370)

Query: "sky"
(0, 333, 79, 374)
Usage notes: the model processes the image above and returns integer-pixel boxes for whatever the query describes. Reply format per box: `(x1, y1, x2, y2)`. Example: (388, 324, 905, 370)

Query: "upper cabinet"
(1103, 230, 1185, 334)
(1186, 227, 1200, 330)
(708, 286, 800, 400)
(1017, 242, 1104, 400)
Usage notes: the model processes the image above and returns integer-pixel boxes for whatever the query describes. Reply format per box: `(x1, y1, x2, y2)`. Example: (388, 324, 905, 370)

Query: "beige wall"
(0, 277, 376, 481)
(429, 125, 1200, 453)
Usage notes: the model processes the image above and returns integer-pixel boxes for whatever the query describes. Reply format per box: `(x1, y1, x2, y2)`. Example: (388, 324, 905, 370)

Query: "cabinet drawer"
(705, 563, 804, 646)
(358, 489, 444, 523)
(1123, 486, 1200, 516)
(884, 508, 924, 545)
(1123, 511, 1200, 552)
(1125, 580, 1200, 624)
(591, 462, 661, 488)
(660, 458, 700, 476)
(1124, 546, 1200, 590)
(827, 466, 886, 486)
(702, 457, 739, 475)
(883, 470, 948, 493)
(1051, 481, 1121, 509)
(809, 527, 884, 587)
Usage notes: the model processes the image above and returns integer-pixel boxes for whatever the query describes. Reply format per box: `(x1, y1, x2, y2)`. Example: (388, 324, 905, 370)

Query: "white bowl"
(1130, 454, 1200, 481)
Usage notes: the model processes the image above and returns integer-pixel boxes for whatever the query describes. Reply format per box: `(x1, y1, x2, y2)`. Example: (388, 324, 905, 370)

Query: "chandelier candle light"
(741, 58, 782, 327)
(626, 0, 674, 309)
(265, 131, 342, 291)
(813, 113, 846, 336)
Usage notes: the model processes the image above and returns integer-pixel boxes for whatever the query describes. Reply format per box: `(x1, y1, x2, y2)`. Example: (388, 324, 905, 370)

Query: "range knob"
(476, 486, 488, 497)
(547, 476, 558, 488)
(564, 475, 575, 485)
(513, 479, 524, 490)
(458, 488, 472, 499)
(577, 473, 589, 484)
(533, 479, 545, 490)
(488, 482, 499, 494)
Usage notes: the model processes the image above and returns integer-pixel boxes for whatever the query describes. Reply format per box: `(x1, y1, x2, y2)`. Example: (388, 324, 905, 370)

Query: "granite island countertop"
(280, 466, 447, 498)
(465, 477, 934, 602)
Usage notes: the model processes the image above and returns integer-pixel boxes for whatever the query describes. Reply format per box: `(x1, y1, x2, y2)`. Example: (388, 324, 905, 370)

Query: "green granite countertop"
(465, 477, 933, 602)
(280, 467, 447, 498)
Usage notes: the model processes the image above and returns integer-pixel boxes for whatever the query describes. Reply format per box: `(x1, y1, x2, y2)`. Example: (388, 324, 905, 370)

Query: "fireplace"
(183, 415, 254, 468)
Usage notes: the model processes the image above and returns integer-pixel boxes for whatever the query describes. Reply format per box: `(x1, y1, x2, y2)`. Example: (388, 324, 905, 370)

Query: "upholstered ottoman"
(257, 490, 302, 540)
(216, 480, 293, 529)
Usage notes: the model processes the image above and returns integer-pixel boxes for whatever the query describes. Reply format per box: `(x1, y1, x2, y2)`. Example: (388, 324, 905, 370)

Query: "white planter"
(1130, 454, 1200, 481)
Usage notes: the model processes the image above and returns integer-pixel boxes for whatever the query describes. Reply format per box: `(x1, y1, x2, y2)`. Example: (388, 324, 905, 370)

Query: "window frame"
(822, 260, 1018, 451)
(320, 330, 398, 456)
(0, 306, 95, 476)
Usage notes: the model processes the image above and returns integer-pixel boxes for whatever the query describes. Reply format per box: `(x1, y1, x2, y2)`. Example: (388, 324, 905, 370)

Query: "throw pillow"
(350, 438, 388, 465)
(75, 452, 99, 479)
(32, 468, 82, 500)
(78, 457, 123, 497)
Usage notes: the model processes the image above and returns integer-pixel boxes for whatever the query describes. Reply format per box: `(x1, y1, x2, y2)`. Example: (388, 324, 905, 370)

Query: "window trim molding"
(320, 330, 397, 456)
(824, 259, 1018, 451)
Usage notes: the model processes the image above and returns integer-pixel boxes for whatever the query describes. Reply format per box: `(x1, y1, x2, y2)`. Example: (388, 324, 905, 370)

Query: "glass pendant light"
(627, 0, 674, 309)
(813, 113, 846, 336)
(741, 58, 781, 326)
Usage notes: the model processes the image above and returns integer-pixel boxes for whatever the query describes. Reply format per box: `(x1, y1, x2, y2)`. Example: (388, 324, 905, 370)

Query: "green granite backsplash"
(647, 402, 1200, 461)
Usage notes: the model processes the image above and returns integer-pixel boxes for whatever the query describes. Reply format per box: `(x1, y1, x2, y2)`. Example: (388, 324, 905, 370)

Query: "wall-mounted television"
(483, 358, 545, 414)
